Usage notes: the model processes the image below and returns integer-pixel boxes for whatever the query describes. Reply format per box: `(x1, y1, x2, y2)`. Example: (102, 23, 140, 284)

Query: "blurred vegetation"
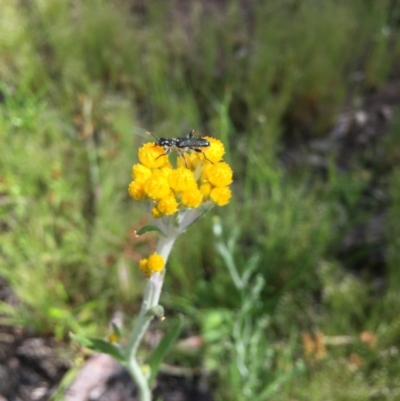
(1, 0, 400, 399)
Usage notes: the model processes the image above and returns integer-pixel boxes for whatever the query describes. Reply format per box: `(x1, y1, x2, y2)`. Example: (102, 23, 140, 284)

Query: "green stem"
(126, 230, 178, 401)
(128, 358, 152, 401)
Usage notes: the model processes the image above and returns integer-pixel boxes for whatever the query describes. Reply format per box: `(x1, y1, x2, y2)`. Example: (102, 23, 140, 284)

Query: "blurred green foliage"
(1, 0, 400, 399)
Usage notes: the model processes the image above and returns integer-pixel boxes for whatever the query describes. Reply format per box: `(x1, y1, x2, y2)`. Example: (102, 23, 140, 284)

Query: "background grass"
(1, 0, 400, 399)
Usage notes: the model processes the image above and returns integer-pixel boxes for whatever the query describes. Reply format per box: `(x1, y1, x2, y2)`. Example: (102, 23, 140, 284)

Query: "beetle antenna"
(146, 131, 160, 140)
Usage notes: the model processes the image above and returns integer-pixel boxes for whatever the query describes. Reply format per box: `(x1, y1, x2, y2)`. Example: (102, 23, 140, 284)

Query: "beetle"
(146, 130, 213, 167)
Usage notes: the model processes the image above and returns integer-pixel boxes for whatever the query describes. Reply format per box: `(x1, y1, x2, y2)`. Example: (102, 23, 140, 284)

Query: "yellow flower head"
(168, 167, 197, 193)
(181, 188, 203, 208)
(144, 171, 171, 200)
(210, 186, 232, 206)
(157, 194, 179, 215)
(206, 162, 233, 188)
(139, 252, 165, 278)
(201, 137, 225, 163)
(132, 163, 152, 182)
(139, 143, 166, 169)
(129, 133, 233, 216)
(128, 181, 145, 200)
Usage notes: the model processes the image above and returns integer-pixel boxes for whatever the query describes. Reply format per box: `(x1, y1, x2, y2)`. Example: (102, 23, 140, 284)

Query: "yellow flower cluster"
(139, 253, 165, 278)
(128, 136, 233, 217)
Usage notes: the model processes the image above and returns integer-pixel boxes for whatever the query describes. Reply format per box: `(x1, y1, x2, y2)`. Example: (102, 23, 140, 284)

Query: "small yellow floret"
(181, 188, 203, 208)
(202, 137, 225, 163)
(139, 253, 165, 278)
(159, 166, 173, 179)
(138, 143, 166, 169)
(168, 167, 197, 193)
(139, 258, 151, 277)
(206, 162, 233, 187)
(210, 187, 232, 206)
(200, 182, 212, 198)
(108, 333, 119, 343)
(144, 172, 171, 200)
(148, 253, 165, 272)
(151, 206, 163, 218)
(132, 164, 152, 182)
(157, 195, 179, 215)
(128, 181, 145, 200)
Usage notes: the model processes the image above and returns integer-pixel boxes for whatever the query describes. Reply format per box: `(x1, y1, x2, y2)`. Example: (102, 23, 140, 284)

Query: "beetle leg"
(155, 147, 171, 160)
(193, 148, 214, 164)
(177, 150, 189, 168)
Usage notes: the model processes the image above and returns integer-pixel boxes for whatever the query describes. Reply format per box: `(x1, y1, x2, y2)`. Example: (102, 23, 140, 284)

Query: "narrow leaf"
(71, 333, 125, 363)
(148, 316, 185, 385)
(135, 225, 165, 236)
